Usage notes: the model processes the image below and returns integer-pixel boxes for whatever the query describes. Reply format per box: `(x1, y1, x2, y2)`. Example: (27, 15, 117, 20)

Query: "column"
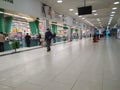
(4, 16, 13, 34)
(0, 13, 5, 33)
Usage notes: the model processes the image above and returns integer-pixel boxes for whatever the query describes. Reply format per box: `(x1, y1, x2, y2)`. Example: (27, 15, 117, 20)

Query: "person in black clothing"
(52, 32, 56, 43)
(0, 32, 5, 52)
(37, 33, 41, 45)
(45, 28, 53, 52)
(25, 33, 31, 47)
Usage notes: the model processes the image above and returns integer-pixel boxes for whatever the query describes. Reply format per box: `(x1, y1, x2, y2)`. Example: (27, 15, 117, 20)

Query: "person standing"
(25, 33, 31, 47)
(0, 32, 5, 52)
(37, 33, 41, 45)
(52, 32, 56, 43)
(45, 28, 53, 52)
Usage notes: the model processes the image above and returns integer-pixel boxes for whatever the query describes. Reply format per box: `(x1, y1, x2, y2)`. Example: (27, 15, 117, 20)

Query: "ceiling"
(39, 0, 120, 28)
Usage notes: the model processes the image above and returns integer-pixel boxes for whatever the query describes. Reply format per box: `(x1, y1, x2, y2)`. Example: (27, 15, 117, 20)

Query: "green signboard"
(3, 0, 13, 3)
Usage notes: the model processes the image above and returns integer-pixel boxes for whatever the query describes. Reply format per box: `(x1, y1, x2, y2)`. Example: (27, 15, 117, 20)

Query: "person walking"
(0, 32, 5, 52)
(25, 33, 31, 47)
(45, 28, 53, 52)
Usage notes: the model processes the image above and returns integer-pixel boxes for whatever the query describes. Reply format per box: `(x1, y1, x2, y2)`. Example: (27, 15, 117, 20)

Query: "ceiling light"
(57, 0, 63, 3)
(4, 12, 14, 16)
(79, 16, 82, 17)
(114, 1, 120, 4)
(59, 15, 62, 17)
(75, 13, 78, 15)
(111, 11, 116, 13)
(108, 22, 110, 25)
(0, 11, 3, 13)
(111, 14, 114, 16)
(97, 18, 100, 21)
(82, 18, 85, 19)
(92, 10, 96, 12)
(112, 7, 117, 10)
(110, 16, 113, 19)
(94, 13, 98, 16)
(69, 9, 74, 11)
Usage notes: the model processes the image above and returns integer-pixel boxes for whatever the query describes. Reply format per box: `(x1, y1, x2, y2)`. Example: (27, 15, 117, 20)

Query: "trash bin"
(10, 40, 20, 52)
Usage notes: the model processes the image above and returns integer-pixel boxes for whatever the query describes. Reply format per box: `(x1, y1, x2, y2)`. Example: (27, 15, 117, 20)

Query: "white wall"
(0, 0, 42, 17)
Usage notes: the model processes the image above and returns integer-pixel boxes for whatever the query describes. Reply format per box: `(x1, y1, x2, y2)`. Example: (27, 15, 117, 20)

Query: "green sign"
(3, 0, 13, 4)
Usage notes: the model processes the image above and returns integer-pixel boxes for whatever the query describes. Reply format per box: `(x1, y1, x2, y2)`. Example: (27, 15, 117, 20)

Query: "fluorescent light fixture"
(69, 9, 74, 11)
(92, 10, 96, 12)
(75, 13, 78, 15)
(111, 14, 114, 16)
(4, 12, 14, 16)
(114, 1, 120, 4)
(59, 15, 62, 17)
(112, 7, 117, 10)
(0, 11, 3, 13)
(79, 16, 82, 17)
(57, 0, 63, 3)
(111, 11, 116, 13)
(94, 13, 98, 16)
(13, 15, 22, 18)
(82, 18, 85, 19)
(110, 17, 113, 19)
(108, 23, 110, 25)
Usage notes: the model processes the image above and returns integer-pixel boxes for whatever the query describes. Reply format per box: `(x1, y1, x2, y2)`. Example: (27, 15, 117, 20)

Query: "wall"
(0, 0, 42, 17)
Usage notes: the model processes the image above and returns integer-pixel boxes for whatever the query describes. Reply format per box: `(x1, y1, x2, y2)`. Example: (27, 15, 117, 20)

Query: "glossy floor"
(0, 38, 120, 90)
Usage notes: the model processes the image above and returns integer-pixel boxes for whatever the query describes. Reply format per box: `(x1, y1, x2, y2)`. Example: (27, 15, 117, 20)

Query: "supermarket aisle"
(0, 38, 120, 90)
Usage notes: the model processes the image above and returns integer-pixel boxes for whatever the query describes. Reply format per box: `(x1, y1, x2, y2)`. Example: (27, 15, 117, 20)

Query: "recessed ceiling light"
(75, 13, 78, 15)
(79, 16, 82, 17)
(111, 11, 116, 13)
(97, 18, 100, 21)
(69, 9, 74, 11)
(92, 10, 96, 12)
(94, 13, 98, 16)
(112, 7, 117, 10)
(59, 15, 62, 17)
(111, 14, 114, 17)
(57, 0, 63, 3)
(114, 1, 120, 4)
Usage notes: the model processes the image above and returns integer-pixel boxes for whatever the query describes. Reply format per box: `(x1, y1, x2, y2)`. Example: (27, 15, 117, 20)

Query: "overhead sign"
(3, 0, 14, 4)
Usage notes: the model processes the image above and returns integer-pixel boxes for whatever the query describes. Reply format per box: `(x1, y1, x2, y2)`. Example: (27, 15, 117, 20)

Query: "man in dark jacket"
(45, 28, 53, 52)
(25, 33, 31, 47)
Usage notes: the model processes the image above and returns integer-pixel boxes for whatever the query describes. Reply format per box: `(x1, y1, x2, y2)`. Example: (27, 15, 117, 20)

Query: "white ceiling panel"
(39, 0, 120, 28)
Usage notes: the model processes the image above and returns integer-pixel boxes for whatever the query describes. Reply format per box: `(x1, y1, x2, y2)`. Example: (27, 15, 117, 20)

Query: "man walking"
(45, 28, 53, 52)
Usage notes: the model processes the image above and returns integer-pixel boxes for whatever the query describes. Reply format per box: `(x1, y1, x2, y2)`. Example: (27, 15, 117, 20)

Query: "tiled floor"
(0, 38, 120, 90)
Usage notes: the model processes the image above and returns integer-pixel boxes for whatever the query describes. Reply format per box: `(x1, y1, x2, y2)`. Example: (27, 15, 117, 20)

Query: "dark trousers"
(0, 42, 4, 52)
(46, 40, 51, 51)
(53, 38, 56, 43)
(26, 42, 30, 47)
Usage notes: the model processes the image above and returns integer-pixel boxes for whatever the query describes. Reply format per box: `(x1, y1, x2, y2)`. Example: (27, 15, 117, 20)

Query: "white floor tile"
(0, 84, 13, 90)
(0, 38, 120, 90)
(14, 82, 42, 90)
(42, 81, 71, 90)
